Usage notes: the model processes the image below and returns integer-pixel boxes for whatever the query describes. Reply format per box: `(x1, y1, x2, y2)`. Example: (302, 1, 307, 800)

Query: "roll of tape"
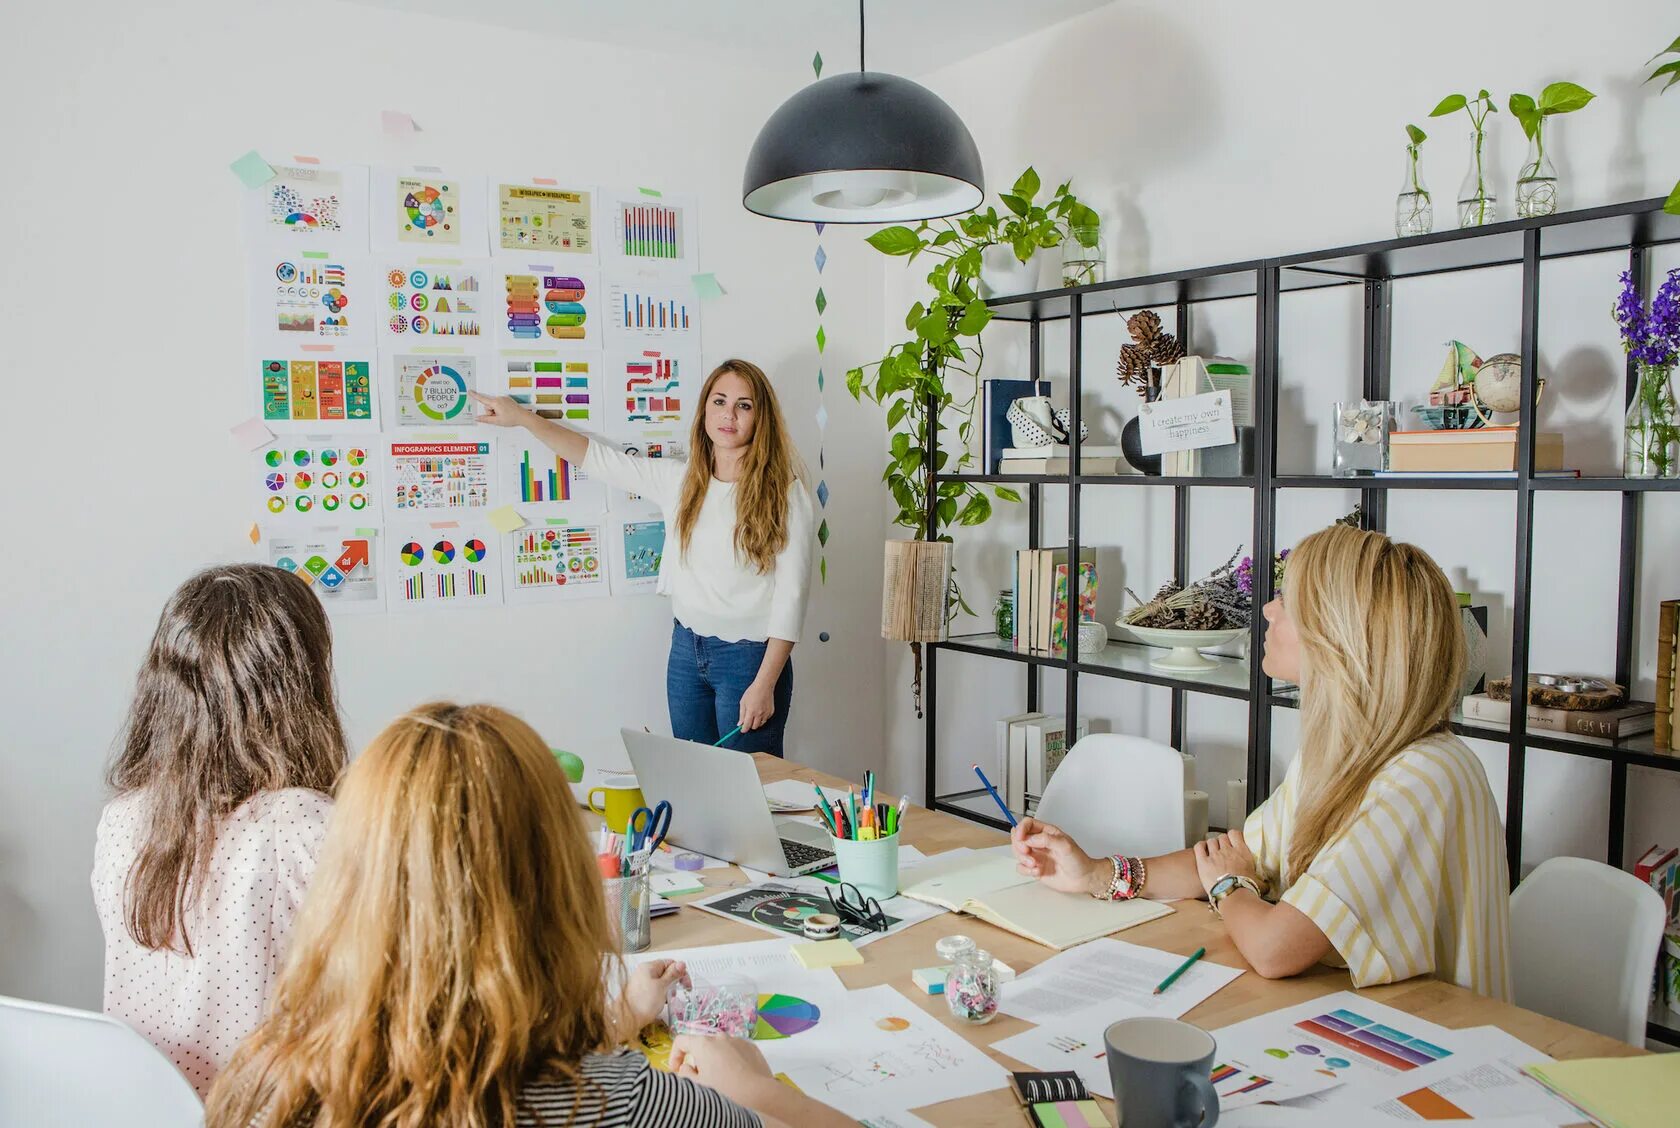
(674, 853, 704, 871)
(803, 912, 841, 939)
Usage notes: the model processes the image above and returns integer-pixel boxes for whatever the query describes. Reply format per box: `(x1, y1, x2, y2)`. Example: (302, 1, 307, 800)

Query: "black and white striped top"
(514, 1051, 763, 1127)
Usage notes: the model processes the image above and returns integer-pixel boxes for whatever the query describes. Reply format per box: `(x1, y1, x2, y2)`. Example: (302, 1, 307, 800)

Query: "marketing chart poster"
(268, 527, 382, 613)
(386, 521, 502, 611)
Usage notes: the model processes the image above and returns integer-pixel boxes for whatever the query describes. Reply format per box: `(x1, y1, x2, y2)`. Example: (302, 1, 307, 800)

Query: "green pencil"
(1153, 947, 1206, 995)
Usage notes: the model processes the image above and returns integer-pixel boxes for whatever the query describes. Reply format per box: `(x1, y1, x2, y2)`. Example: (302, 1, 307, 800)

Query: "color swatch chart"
(504, 273, 588, 341)
(511, 525, 604, 592)
(622, 353, 683, 425)
(261, 444, 375, 518)
(383, 264, 483, 338)
(388, 441, 491, 512)
(260, 358, 373, 423)
(617, 202, 684, 260)
(1290, 1007, 1453, 1073)
(394, 535, 492, 604)
(505, 359, 593, 421)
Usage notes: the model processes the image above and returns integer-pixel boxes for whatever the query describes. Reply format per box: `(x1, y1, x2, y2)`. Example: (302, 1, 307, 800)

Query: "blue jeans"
(667, 621, 792, 756)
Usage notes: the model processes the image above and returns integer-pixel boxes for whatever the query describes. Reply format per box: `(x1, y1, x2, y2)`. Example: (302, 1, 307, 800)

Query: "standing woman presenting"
(471, 359, 813, 755)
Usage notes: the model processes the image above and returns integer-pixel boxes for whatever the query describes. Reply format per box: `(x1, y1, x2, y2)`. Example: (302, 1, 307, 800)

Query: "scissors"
(626, 800, 672, 854)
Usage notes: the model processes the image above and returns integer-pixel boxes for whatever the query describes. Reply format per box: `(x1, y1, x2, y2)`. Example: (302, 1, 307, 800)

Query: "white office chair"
(1034, 733, 1187, 858)
(1508, 856, 1667, 1045)
(0, 994, 203, 1127)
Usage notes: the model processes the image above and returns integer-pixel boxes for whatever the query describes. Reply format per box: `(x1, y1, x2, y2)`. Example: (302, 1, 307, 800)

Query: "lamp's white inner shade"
(746, 170, 982, 223)
(810, 170, 915, 210)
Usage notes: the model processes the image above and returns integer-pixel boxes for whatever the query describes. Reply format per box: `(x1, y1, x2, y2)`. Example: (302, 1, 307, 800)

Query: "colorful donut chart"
(412, 364, 468, 421)
(400, 542, 425, 566)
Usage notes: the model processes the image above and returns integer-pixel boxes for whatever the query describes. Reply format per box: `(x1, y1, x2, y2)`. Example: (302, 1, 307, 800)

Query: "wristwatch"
(1207, 873, 1263, 917)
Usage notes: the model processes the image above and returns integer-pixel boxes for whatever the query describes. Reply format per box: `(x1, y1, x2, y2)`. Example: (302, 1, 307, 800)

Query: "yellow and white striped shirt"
(1243, 732, 1512, 1000)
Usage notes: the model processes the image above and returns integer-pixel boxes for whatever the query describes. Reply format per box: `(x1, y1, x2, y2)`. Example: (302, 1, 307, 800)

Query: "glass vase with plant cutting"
(1615, 268, 1680, 479)
(1508, 81, 1595, 218)
(1430, 89, 1499, 227)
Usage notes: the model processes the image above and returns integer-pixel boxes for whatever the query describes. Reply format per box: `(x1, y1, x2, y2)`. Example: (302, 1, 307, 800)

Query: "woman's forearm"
(738, 1078, 856, 1128)
(1139, 848, 1209, 900)
(755, 638, 794, 686)
(1213, 889, 1331, 978)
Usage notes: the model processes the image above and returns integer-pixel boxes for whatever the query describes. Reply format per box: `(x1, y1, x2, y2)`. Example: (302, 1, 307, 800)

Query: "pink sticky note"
(230, 417, 275, 450)
(381, 109, 418, 134)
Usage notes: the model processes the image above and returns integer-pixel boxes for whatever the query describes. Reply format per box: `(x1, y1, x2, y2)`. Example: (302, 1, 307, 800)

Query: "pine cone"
(1126, 310, 1164, 346)
(1150, 334, 1185, 366)
(1117, 342, 1150, 386)
(1185, 601, 1222, 630)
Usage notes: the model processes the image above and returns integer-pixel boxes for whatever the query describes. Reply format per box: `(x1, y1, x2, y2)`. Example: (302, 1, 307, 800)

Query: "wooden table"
(639, 755, 1640, 1126)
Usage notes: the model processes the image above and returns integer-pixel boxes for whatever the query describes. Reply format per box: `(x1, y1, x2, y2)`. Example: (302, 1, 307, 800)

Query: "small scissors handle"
(627, 800, 672, 853)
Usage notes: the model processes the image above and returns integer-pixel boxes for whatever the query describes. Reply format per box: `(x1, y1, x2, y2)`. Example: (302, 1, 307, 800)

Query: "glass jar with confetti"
(945, 947, 1000, 1025)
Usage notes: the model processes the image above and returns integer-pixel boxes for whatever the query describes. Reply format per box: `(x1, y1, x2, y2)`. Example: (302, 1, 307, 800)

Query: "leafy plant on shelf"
(1429, 89, 1498, 225)
(847, 166, 1099, 619)
(1649, 35, 1680, 214)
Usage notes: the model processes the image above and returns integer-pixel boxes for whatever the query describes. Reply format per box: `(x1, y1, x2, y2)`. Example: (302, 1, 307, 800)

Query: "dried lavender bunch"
(1120, 548, 1252, 630)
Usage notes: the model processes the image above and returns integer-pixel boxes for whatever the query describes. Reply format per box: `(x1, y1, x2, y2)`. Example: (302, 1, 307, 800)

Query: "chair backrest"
(1035, 733, 1186, 858)
(0, 995, 203, 1127)
(1508, 856, 1667, 1045)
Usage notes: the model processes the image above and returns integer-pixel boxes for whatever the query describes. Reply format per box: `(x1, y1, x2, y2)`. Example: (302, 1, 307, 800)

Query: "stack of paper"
(1523, 1053, 1680, 1128)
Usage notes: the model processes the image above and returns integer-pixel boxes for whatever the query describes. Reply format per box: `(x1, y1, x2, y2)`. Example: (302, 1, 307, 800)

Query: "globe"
(1474, 353, 1524, 413)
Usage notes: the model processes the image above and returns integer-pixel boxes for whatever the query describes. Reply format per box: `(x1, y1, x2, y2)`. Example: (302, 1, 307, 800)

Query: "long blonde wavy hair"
(677, 358, 798, 573)
(1284, 524, 1465, 884)
(206, 703, 616, 1128)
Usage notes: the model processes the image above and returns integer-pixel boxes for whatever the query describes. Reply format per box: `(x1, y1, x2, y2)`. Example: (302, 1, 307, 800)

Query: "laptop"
(620, 729, 837, 876)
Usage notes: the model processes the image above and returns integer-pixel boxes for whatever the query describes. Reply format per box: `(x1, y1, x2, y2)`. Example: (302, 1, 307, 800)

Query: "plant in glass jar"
(1429, 89, 1499, 227)
(1507, 81, 1595, 218)
(1395, 124, 1433, 237)
(1615, 268, 1680, 478)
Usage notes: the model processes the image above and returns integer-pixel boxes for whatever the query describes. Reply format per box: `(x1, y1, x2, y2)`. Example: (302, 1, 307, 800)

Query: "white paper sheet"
(370, 164, 490, 254)
(626, 938, 846, 1022)
(388, 352, 480, 427)
(603, 345, 700, 444)
(257, 437, 381, 523)
(385, 436, 493, 514)
(253, 347, 380, 432)
(988, 1007, 1117, 1098)
(376, 257, 490, 347)
(600, 188, 700, 271)
(1350, 1026, 1578, 1125)
(999, 938, 1245, 1024)
(384, 519, 503, 610)
(491, 176, 599, 258)
(243, 160, 368, 250)
(503, 518, 610, 604)
(763, 780, 850, 812)
(611, 516, 666, 594)
(252, 248, 371, 345)
(266, 525, 383, 614)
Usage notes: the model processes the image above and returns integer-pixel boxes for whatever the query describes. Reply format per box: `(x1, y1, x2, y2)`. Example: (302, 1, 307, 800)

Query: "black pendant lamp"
(742, 1, 984, 223)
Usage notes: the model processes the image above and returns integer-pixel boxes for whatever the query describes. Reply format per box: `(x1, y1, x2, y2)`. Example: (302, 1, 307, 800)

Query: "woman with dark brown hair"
(91, 563, 348, 1096)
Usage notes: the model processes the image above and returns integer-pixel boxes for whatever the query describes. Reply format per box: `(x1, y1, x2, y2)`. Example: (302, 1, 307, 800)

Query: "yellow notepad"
(899, 852, 1172, 950)
(1523, 1054, 1680, 1128)
(791, 939, 863, 969)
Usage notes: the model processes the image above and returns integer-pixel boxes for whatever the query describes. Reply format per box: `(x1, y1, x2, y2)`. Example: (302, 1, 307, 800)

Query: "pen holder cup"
(830, 832, 900, 900)
(603, 869, 652, 954)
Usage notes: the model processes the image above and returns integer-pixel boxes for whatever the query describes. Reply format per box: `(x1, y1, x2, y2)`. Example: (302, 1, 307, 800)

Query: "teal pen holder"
(830, 832, 900, 900)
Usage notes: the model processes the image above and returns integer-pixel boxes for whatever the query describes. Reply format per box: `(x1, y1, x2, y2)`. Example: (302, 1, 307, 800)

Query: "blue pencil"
(970, 763, 1017, 828)
(714, 724, 743, 747)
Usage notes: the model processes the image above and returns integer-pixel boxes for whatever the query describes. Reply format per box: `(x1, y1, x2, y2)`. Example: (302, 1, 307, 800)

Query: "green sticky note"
(638, 186, 663, 197)
(354, 527, 378, 537)
(229, 149, 275, 188)
(691, 272, 725, 301)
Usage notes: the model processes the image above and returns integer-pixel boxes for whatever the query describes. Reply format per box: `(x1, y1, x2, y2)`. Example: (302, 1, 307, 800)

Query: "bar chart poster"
(494, 351, 602, 425)
(498, 437, 608, 517)
(267, 527, 383, 614)
(504, 521, 610, 604)
(495, 262, 600, 348)
(602, 189, 697, 269)
(385, 521, 503, 612)
(607, 347, 696, 438)
(605, 273, 700, 345)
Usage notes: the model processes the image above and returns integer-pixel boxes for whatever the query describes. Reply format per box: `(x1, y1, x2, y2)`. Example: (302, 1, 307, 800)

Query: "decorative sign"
(1138, 391, 1236, 456)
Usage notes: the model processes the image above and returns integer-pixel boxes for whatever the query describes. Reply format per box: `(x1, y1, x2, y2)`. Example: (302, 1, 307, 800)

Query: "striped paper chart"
(617, 201, 683, 260)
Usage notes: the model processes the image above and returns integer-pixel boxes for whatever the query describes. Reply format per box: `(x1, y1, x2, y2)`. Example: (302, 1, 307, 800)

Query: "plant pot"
(881, 539, 953, 643)
(979, 247, 1041, 298)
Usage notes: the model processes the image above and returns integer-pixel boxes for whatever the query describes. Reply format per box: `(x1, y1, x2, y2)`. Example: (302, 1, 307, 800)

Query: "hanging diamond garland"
(815, 288, 827, 315)
(812, 51, 823, 77)
(816, 480, 829, 507)
(814, 245, 827, 273)
(815, 402, 828, 431)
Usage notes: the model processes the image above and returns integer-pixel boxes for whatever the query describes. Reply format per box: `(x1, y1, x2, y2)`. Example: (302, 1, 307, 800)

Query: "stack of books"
(1000, 445, 1126, 475)
(1460, 692, 1656, 739)
(982, 378, 1045, 475)
(1633, 844, 1679, 1006)
(994, 713, 1089, 814)
(1012, 548, 1097, 655)
(1387, 426, 1565, 473)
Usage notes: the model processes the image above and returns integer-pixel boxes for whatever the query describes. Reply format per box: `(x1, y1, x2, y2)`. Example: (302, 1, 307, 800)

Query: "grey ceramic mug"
(1104, 1016, 1220, 1128)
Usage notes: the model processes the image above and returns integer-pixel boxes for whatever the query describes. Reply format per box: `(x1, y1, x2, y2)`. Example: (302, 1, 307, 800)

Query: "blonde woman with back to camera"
(1012, 523, 1513, 998)
(206, 702, 856, 1128)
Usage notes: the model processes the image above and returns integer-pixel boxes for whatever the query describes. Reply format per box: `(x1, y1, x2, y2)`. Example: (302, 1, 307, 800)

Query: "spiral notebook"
(1011, 1071, 1110, 1128)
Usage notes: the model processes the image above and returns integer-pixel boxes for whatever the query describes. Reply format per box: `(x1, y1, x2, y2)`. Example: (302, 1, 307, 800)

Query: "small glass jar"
(1061, 225, 1105, 288)
(1394, 145, 1433, 237)
(945, 946, 1000, 1025)
(1331, 400, 1396, 476)
(935, 934, 977, 964)
(994, 590, 1014, 641)
(1515, 122, 1559, 219)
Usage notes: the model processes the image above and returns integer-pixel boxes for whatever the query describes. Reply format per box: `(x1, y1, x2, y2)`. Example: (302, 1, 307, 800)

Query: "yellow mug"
(588, 785, 646, 833)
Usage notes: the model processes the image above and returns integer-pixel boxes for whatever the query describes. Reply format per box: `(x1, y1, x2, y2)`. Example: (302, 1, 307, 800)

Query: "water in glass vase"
(1395, 145, 1433, 237)
(1515, 123, 1558, 219)
(1625, 363, 1680, 479)
(1458, 129, 1497, 227)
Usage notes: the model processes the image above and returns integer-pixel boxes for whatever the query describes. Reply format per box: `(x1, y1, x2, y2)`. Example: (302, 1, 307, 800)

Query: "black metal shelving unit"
(920, 197, 1680, 1046)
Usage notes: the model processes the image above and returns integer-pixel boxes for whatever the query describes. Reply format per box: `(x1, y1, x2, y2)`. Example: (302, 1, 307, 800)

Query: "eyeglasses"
(827, 882, 888, 933)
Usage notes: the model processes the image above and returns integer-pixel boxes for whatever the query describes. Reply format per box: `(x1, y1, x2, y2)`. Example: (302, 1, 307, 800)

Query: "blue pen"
(971, 763, 1018, 828)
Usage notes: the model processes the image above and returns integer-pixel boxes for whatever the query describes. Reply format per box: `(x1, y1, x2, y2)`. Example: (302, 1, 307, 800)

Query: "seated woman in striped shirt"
(207, 702, 855, 1128)
(1012, 523, 1512, 999)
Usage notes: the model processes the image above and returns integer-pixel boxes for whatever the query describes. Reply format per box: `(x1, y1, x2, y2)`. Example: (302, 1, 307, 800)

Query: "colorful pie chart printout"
(259, 442, 377, 520)
(380, 259, 487, 341)
(386, 521, 501, 610)
(268, 529, 381, 611)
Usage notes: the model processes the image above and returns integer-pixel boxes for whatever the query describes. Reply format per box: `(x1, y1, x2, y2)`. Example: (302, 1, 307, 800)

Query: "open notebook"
(899, 849, 1172, 950)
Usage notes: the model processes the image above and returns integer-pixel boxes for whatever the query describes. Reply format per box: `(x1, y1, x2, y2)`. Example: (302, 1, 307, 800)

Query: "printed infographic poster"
(610, 434, 686, 516)
(253, 250, 367, 343)
(257, 350, 377, 432)
(386, 439, 493, 514)
(386, 522, 503, 611)
(601, 188, 699, 270)
(614, 518, 666, 593)
(493, 351, 602, 426)
(378, 259, 489, 344)
(604, 270, 700, 347)
(495, 261, 601, 348)
(496, 180, 595, 255)
(258, 439, 378, 521)
(504, 520, 610, 604)
(245, 162, 368, 247)
(606, 347, 695, 438)
(267, 527, 382, 613)
(371, 166, 488, 254)
(390, 353, 477, 426)
(500, 437, 608, 516)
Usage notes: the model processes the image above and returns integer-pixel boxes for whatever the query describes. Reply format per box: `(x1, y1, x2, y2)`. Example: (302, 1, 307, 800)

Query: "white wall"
(881, 0, 1680, 866)
(0, 0, 884, 1006)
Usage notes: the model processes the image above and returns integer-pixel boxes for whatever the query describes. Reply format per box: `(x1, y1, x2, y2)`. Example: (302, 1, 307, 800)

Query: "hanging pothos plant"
(846, 166, 1099, 622)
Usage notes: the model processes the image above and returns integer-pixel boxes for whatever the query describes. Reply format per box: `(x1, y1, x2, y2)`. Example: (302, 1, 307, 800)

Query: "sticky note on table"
(691, 272, 726, 301)
(229, 149, 275, 188)
(229, 417, 274, 451)
(791, 939, 862, 969)
(651, 872, 706, 896)
(488, 505, 527, 534)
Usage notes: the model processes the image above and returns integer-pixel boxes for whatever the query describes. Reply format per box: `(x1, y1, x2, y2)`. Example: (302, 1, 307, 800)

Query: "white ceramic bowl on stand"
(1123, 626, 1246, 672)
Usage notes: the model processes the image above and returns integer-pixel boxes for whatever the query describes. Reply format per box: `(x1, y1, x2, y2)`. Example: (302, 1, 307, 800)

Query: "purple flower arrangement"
(1235, 549, 1289, 598)
(1615, 268, 1680, 368)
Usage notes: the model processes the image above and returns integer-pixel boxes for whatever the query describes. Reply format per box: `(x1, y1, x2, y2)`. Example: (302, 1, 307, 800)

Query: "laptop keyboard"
(781, 839, 834, 868)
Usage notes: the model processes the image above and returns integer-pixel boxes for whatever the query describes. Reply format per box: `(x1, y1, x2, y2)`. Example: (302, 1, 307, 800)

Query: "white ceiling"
(344, 0, 1114, 76)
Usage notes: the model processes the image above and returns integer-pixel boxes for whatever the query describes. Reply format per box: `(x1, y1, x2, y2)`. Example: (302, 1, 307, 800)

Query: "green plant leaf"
(1648, 59, 1680, 91)
(900, 447, 923, 476)
(956, 491, 992, 526)
(956, 300, 992, 336)
(866, 226, 922, 255)
(1013, 166, 1041, 201)
(1000, 192, 1030, 217)
(845, 366, 866, 400)
(1650, 35, 1680, 60)
(1508, 93, 1540, 139)
(905, 301, 926, 332)
(1476, 88, 1490, 101)
(1429, 93, 1467, 117)
(936, 497, 958, 527)
(1069, 202, 1100, 232)
(1405, 123, 1427, 146)
(891, 432, 910, 459)
(1666, 179, 1680, 215)
(1539, 81, 1594, 114)
(994, 486, 1023, 503)
(885, 398, 909, 429)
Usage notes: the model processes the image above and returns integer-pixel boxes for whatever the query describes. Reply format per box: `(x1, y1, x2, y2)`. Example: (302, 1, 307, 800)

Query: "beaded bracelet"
(1096, 854, 1147, 901)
